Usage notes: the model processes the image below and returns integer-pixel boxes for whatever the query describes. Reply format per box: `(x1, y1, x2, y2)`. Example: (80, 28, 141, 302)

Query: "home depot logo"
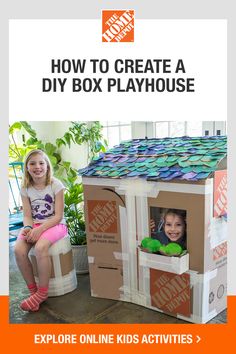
(213, 241, 227, 261)
(87, 200, 118, 233)
(150, 269, 191, 317)
(213, 170, 227, 217)
(102, 10, 134, 42)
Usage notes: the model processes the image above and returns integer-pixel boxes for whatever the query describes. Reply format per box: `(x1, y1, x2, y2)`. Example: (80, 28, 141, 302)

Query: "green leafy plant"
(56, 121, 107, 160)
(9, 121, 107, 177)
(64, 176, 86, 245)
(9, 121, 74, 180)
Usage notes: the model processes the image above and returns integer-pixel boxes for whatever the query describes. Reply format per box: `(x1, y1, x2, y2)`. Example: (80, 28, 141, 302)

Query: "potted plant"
(64, 177, 89, 274)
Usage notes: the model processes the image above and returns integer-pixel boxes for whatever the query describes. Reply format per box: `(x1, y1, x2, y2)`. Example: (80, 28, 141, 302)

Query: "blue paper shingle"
(79, 136, 227, 182)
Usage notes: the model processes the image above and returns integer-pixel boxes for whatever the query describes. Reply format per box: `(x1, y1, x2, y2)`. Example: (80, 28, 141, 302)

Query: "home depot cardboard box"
(84, 185, 125, 300)
(82, 175, 227, 323)
(80, 136, 227, 323)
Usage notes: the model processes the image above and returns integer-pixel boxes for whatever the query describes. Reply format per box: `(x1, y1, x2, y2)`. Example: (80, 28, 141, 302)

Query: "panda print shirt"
(20, 178, 66, 224)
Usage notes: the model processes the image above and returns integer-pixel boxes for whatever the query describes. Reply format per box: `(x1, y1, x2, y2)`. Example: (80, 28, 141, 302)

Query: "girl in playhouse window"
(150, 208, 186, 249)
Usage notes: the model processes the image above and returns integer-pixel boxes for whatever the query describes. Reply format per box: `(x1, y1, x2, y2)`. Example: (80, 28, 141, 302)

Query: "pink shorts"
(18, 223, 68, 244)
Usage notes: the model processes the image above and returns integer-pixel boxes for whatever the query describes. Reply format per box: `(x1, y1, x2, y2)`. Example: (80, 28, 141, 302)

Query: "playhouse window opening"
(150, 207, 187, 251)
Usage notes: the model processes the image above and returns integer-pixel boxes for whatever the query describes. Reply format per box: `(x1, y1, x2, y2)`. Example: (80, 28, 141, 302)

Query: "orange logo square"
(150, 269, 191, 317)
(213, 241, 227, 261)
(87, 200, 118, 233)
(102, 10, 134, 43)
(213, 170, 227, 217)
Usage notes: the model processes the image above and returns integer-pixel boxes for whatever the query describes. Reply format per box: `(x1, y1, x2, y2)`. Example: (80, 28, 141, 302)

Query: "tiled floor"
(9, 241, 227, 324)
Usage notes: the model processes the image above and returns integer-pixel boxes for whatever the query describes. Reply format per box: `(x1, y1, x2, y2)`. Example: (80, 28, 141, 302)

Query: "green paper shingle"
(79, 136, 227, 182)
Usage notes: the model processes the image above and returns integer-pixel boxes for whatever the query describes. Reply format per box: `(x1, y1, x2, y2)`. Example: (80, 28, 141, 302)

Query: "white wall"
(29, 121, 88, 170)
(132, 122, 155, 139)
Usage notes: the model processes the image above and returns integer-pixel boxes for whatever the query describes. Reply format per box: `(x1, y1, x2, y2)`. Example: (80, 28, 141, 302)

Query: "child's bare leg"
(20, 239, 51, 311)
(14, 239, 35, 285)
(34, 239, 51, 287)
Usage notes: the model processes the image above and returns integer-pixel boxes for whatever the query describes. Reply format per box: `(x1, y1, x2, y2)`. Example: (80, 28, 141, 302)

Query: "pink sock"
(20, 286, 48, 312)
(27, 283, 38, 296)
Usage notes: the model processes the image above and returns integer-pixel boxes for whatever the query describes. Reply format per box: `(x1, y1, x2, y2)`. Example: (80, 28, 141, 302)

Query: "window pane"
(120, 125, 132, 141)
(108, 126, 120, 147)
(155, 122, 169, 138)
(170, 122, 185, 137)
(187, 122, 203, 136)
(102, 127, 108, 141)
(108, 121, 119, 126)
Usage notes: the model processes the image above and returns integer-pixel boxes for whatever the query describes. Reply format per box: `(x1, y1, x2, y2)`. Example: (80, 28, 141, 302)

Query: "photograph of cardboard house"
(79, 136, 227, 323)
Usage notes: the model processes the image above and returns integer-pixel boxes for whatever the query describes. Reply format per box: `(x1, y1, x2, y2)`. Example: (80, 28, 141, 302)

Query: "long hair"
(22, 149, 53, 188)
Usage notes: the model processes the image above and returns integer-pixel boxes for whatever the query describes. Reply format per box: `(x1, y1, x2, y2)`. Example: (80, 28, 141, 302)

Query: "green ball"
(164, 243, 183, 255)
(141, 237, 152, 248)
(141, 237, 161, 252)
(159, 245, 166, 254)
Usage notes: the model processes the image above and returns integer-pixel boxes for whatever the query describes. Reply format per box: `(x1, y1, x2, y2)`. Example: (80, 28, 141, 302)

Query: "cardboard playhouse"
(79, 136, 227, 323)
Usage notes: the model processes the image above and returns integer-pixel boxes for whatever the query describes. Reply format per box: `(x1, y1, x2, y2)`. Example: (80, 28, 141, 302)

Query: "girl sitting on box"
(150, 209, 186, 249)
(14, 149, 67, 312)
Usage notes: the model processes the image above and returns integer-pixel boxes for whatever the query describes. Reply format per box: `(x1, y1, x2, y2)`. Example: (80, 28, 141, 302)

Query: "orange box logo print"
(87, 200, 118, 233)
(102, 10, 134, 42)
(214, 170, 227, 217)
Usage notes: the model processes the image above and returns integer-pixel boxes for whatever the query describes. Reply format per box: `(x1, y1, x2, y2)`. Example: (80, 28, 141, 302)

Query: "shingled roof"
(79, 136, 227, 182)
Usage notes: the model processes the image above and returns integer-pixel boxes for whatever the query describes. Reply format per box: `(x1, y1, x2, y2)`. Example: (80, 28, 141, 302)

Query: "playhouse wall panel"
(82, 177, 227, 323)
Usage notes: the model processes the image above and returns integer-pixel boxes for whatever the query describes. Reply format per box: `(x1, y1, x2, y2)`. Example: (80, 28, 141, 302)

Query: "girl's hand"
(21, 227, 32, 237)
(150, 219, 156, 232)
(26, 226, 43, 243)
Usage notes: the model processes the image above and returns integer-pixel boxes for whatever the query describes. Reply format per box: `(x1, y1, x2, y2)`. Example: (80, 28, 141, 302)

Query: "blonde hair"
(22, 149, 53, 188)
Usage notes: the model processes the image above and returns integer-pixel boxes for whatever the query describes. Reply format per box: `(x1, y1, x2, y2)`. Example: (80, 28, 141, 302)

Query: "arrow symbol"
(196, 335, 201, 343)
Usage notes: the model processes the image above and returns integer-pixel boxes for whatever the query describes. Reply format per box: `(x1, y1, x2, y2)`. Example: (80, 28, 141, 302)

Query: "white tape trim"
(192, 274, 203, 321)
(209, 218, 227, 248)
(206, 179, 214, 236)
(125, 196, 139, 302)
(139, 249, 189, 275)
(82, 177, 120, 187)
(119, 206, 130, 301)
(136, 196, 149, 241)
(83, 177, 212, 195)
(48, 236, 71, 256)
(202, 309, 218, 323)
(154, 181, 212, 195)
(187, 269, 218, 321)
(132, 291, 150, 307)
(88, 256, 95, 264)
(138, 263, 151, 298)
(116, 179, 159, 197)
(117, 179, 212, 196)
(52, 254, 62, 278)
(146, 304, 165, 314)
(204, 268, 218, 281)
(119, 286, 132, 302)
(178, 309, 218, 324)
(202, 269, 218, 318)
(91, 290, 98, 297)
(187, 270, 200, 287)
(113, 251, 129, 261)
(177, 313, 203, 323)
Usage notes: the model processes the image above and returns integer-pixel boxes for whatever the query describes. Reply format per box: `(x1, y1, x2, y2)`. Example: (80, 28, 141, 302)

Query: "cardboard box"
(80, 136, 227, 323)
(141, 259, 227, 323)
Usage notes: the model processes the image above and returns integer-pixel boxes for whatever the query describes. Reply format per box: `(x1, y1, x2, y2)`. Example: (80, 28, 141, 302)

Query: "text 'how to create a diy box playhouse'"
(79, 136, 227, 323)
